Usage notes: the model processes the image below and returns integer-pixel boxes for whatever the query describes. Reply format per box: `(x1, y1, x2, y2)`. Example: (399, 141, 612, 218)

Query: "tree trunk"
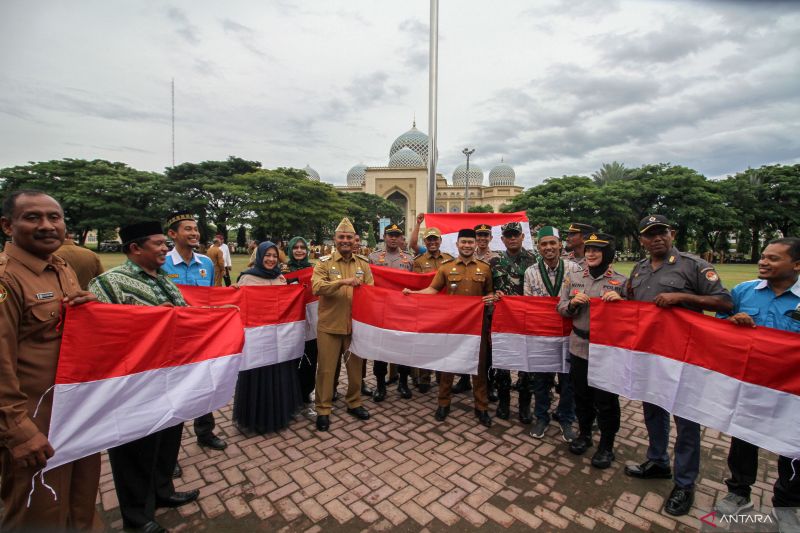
(750, 225, 760, 263)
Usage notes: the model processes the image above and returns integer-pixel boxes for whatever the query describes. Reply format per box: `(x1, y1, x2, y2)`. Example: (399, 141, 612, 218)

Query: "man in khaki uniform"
(312, 217, 374, 432)
(404, 228, 494, 427)
(207, 237, 226, 286)
(0, 191, 101, 531)
(54, 232, 104, 290)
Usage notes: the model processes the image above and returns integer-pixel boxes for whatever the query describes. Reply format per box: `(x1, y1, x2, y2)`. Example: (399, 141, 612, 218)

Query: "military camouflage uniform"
(489, 249, 538, 421)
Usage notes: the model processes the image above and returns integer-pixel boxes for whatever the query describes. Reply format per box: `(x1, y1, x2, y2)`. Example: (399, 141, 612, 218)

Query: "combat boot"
(397, 375, 412, 399)
(373, 375, 387, 402)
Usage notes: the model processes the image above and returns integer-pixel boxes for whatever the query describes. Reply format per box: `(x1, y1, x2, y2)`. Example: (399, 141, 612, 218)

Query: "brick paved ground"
(90, 374, 779, 532)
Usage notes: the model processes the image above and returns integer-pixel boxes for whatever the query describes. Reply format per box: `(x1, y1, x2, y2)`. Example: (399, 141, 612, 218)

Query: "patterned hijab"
(286, 236, 312, 272)
(238, 241, 282, 280)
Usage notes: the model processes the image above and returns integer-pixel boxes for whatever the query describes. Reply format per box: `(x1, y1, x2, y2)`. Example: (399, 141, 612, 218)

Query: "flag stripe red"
(351, 285, 484, 335)
(590, 300, 800, 396)
(370, 265, 437, 291)
(180, 284, 306, 327)
(491, 296, 573, 336)
(424, 212, 528, 234)
(56, 303, 244, 384)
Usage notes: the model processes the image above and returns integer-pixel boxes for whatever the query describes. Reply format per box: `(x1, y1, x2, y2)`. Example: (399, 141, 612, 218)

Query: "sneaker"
(772, 507, 800, 533)
(559, 421, 578, 443)
(714, 493, 753, 516)
(300, 405, 317, 420)
(529, 419, 548, 439)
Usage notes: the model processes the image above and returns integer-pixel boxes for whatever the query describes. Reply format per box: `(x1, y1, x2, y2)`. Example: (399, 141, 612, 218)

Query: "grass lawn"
(97, 254, 758, 291)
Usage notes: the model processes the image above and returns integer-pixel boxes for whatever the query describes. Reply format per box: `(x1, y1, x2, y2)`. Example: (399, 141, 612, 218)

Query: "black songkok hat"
(457, 228, 477, 239)
(166, 211, 196, 228)
(119, 220, 164, 245)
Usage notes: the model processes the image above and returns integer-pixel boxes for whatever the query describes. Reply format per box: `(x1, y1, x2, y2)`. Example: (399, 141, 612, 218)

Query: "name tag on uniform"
(36, 292, 55, 300)
(167, 274, 179, 279)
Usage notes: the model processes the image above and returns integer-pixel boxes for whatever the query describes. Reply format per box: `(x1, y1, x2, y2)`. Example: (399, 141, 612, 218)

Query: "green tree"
(338, 192, 403, 244)
(468, 204, 494, 213)
(591, 161, 629, 185)
(0, 159, 166, 244)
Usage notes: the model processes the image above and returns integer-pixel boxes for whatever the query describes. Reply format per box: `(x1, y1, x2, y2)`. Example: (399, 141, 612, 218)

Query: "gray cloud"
(220, 18, 269, 59)
(166, 7, 200, 45)
(398, 18, 430, 70)
(595, 23, 727, 65)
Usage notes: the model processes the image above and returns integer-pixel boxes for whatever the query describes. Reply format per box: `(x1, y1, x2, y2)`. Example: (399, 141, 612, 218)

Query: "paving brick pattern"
(94, 375, 780, 532)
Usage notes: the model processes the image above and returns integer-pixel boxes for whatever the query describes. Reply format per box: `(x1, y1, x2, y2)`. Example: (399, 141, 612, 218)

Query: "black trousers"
(108, 423, 182, 528)
(725, 437, 800, 507)
(374, 361, 410, 381)
(297, 340, 318, 400)
(194, 413, 215, 439)
(569, 354, 620, 450)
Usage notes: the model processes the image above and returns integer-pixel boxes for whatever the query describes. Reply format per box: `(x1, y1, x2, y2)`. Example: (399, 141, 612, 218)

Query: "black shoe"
(372, 385, 387, 402)
(452, 376, 472, 394)
(316, 414, 330, 431)
(136, 520, 167, 533)
(624, 460, 672, 479)
(664, 486, 694, 516)
(495, 401, 510, 420)
(361, 384, 374, 396)
(417, 383, 431, 393)
(435, 405, 450, 421)
(347, 406, 370, 420)
(172, 463, 182, 479)
(569, 435, 593, 455)
(397, 381, 412, 399)
(156, 489, 200, 509)
(518, 407, 533, 425)
(198, 434, 227, 450)
(475, 409, 492, 428)
(591, 449, 615, 469)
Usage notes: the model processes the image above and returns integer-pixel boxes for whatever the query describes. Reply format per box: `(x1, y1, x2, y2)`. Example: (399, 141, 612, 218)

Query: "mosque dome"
(488, 161, 516, 186)
(388, 147, 425, 168)
(389, 122, 429, 163)
(303, 164, 320, 181)
(452, 163, 484, 187)
(346, 164, 367, 186)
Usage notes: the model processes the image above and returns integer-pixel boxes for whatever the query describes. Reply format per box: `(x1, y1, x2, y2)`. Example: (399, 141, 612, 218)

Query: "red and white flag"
(423, 212, 533, 257)
(181, 284, 306, 369)
(350, 285, 484, 373)
(491, 296, 572, 372)
(284, 267, 318, 341)
(370, 264, 437, 291)
(589, 300, 800, 458)
(46, 303, 244, 471)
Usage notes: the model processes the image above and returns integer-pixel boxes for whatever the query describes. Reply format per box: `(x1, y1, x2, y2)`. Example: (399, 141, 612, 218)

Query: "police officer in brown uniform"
(55, 232, 104, 290)
(0, 190, 101, 531)
(404, 228, 495, 427)
(369, 223, 414, 400)
(563, 222, 595, 269)
(312, 217, 374, 432)
(557, 232, 626, 469)
(624, 215, 732, 516)
(412, 227, 453, 392)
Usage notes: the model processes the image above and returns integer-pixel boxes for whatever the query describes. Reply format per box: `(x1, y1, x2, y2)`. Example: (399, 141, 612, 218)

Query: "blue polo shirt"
(161, 248, 215, 287)
(717, 278, 800, 334)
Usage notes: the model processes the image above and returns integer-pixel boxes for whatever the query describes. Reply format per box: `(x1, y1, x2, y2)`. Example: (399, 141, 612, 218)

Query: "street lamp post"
(462, 147, 474, 212)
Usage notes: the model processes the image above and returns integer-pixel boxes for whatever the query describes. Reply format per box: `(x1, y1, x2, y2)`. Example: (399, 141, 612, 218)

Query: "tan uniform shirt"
(430, 256, 493, 296)
(413, 251, 454, 273)
(312, 251, 374, 335)
(54, 239, 104, 290)
(206, 245, 226, 286)
(475, 249, 499, 263)
(0, 243, 82, 449)
(368, 249, 413, 271)
(557, 267, 627, 359)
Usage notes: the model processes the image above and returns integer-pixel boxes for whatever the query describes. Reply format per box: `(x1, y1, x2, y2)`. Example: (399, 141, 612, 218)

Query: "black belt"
(572, 326, 590, 340)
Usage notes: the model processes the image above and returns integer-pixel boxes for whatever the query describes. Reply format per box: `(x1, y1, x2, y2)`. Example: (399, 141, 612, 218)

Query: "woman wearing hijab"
(556, 233, 627, 470)
(233, 241, 303, 434)
(284, 236, 318, 419)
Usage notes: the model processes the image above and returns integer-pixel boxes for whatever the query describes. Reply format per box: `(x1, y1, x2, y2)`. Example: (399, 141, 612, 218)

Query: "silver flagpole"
(426, 0, 439, 214)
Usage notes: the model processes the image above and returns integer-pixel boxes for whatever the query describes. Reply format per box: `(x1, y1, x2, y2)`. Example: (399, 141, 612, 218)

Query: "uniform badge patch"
(609, 279, 621, 286)
(668, 256, 676, 264)
(167, 273, 179, 279)
(705, 270, 719, 282)
(0, 284, 7, 304)
(199, 269, 207, 278)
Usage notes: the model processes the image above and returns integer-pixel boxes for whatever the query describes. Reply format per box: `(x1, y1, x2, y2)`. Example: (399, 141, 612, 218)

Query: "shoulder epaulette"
(355, 253, 370, 262)
(413, 254, 424, 261)
(476, 258, 491, 267)
(441, 258, 454, 265)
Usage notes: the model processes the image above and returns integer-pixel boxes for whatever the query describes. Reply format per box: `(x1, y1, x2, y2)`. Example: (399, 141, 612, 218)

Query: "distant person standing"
(55, 231, 104, 290)
(218, 233, 232, 286)
(207, 237, 226, 287)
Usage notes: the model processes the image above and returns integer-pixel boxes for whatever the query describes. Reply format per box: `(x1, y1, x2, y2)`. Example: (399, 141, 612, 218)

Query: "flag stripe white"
(491, 332, 570, 373)
(46, 353, 242, 471)
(241, 321, 306, 370)
(305, 301, 318, 341)
(589, 344, 800, 458)
(350, 320, 480, 374)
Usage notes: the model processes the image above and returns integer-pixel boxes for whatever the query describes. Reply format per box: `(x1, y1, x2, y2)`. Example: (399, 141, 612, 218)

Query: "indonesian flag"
(423, 212, 533, 257)
(491, 296, 572, 372)
(180, 284, 306, 369)
(350, 285, 484, 373)
(284, 268, 318, 341)
(370, 264, 437, 291)
(46, 303, 244, 471)
(589, 300, 800, 458)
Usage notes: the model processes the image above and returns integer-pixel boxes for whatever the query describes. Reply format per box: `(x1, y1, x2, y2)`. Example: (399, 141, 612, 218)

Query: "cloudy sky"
(1, 0, 798, 187)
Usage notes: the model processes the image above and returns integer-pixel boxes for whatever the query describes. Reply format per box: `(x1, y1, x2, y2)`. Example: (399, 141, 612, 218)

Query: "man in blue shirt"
(162, 212, 228, 456)
(714, 237, 800, 529)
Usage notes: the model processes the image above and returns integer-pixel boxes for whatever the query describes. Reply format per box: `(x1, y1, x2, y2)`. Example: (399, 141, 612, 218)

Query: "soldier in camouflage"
(490, 222, 538, 423)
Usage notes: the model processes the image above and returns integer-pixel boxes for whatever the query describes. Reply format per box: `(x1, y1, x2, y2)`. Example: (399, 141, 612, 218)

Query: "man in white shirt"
(217, 234, 232, 286)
